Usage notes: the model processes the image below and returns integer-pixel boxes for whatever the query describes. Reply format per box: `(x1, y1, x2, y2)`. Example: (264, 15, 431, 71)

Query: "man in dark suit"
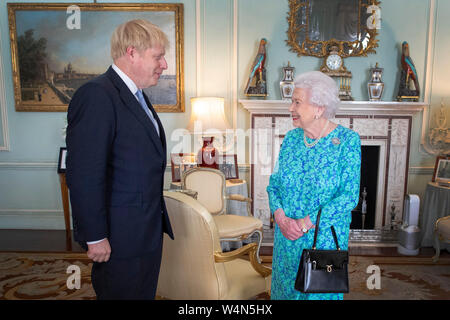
(66, 19, 173, 299)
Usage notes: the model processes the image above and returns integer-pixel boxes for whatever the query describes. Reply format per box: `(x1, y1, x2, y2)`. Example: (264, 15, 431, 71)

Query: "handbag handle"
(330, 226, 341, 251)
(312, 209, 321, 250)
(311, 209, 341, 250)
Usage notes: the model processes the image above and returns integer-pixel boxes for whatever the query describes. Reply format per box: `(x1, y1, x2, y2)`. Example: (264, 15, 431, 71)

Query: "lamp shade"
(187, 97, 231, 133)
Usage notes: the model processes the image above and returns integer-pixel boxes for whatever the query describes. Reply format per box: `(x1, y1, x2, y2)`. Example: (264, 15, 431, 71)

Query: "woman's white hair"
(294, 71, 340, 119)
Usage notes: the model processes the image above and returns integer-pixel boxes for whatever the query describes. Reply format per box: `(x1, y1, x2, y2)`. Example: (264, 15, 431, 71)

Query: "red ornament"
(197, 136, 219, 169)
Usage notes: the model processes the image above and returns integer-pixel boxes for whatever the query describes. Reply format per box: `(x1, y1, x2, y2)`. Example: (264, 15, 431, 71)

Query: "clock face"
(326, 54, 342, 71)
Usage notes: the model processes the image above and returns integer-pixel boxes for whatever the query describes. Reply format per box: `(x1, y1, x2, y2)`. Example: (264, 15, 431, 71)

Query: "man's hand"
(274, 208, 304, 241)
(87, 239, 111, 263)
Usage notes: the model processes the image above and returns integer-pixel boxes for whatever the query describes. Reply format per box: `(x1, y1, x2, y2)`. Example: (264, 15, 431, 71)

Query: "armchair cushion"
(214, 215, 263, 239)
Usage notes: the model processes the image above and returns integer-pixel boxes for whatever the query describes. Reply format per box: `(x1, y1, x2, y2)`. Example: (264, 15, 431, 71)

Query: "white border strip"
(232, 0, 238, 129)
(196, 0, 202, 96)
(0, 162, 56, 169)
(0, 27, 10, 151)
(0, 209, 62, 213)
(423, 0, 436, 105)
(195, 0, 237, 128)
(420, 0, 437, 155)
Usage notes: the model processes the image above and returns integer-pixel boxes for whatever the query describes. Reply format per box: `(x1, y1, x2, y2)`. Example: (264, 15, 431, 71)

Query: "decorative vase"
(197, 136, 219, 169)
(280, 62, 295, 100)
(367, 63, 384, 101)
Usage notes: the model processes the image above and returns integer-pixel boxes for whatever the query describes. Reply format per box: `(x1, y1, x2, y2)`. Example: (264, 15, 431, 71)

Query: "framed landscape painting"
(7, 3, 184, 112)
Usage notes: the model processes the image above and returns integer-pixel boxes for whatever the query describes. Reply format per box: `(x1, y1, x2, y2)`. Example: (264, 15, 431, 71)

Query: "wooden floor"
(0, 229, 448, 259)
(0, 230, 85, 253)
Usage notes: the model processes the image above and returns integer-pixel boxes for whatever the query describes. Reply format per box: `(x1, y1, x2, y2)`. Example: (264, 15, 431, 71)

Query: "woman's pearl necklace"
(303, 120, 329, 148)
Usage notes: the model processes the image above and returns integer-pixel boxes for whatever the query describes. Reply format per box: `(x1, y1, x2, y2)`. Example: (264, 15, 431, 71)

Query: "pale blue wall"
(0, 0, 447, 229)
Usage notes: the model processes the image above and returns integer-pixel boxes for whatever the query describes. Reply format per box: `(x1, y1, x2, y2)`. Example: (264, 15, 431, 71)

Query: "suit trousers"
(91, 238, 163, 300)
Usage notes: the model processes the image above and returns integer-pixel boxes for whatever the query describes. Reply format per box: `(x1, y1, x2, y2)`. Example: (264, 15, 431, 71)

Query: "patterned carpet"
(0, 252, 449, 300)
(0, 252, 95, 300)
(345, 255, 450, 300)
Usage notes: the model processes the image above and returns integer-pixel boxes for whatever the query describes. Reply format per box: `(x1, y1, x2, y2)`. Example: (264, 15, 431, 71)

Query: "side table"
(420, 182, 450, 249)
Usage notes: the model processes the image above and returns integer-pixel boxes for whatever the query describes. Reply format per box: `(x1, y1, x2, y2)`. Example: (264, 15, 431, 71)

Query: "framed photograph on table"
(7, 3, 184, 112)
(433, 155, 450, 187)
(170, 153, 196, 182)
(57, 147, 67, 173)
(219, 154, 238, 180)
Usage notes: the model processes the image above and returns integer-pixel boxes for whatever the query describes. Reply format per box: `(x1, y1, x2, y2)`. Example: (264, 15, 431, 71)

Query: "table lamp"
(187, 97, 231, 169)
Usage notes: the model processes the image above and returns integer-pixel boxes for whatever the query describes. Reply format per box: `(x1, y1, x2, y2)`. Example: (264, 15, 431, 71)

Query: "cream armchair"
(433, 215, 450, 262)
(181, 167, 263, 262)
(157, 191, 271, 300)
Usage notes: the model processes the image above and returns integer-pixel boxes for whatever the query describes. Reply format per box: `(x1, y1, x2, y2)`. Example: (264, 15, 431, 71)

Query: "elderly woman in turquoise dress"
(267, 71, 361, 300)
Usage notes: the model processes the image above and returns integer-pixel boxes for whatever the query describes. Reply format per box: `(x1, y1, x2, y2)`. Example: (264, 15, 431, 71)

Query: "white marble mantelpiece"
(240, 100, 427, 229)
(239, 100, 426, 116)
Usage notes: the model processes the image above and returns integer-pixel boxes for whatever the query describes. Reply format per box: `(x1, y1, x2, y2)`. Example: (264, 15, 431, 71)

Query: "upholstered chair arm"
(435, 215, 450, 232)
(227, 194, 252, 202)
(214, 243, 271, 277)
(227, 194, 253, 216)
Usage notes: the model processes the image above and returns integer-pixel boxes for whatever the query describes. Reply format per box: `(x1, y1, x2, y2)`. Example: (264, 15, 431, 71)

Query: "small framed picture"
(57, 147, 67, 173)
(219, 154, 238, 180)
(171, 153, 197, 182)
(433, 155, 450, 187)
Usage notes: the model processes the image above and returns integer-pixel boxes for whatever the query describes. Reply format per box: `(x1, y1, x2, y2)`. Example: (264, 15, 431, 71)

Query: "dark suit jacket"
(66, 66, 173, 259)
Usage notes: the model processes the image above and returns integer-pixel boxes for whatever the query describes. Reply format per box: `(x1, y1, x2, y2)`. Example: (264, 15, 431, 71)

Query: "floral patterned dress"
(267, 125, 361, 300)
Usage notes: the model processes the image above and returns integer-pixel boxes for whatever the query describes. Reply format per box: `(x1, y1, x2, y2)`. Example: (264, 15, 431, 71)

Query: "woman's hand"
(296, 215, 315, 233)
(274, 208, 304, 240)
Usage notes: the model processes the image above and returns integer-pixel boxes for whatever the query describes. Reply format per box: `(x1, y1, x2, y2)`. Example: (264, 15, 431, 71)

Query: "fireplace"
(240, 100, 426, 233)
(351, 146, 380, 230)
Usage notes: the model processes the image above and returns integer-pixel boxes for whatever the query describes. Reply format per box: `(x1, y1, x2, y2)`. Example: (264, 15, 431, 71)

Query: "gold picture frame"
(8, 3, 184, 112)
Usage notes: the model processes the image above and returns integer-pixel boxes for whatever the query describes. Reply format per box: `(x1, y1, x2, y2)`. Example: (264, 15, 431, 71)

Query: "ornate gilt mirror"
(286, 0, 380, 58)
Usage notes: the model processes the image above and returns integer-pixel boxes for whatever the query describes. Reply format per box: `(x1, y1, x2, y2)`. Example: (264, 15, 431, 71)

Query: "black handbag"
(294, 209, 349, 293)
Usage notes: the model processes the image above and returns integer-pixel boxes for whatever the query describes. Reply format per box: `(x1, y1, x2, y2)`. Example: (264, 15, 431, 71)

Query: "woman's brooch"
(332, 138, 341, 145)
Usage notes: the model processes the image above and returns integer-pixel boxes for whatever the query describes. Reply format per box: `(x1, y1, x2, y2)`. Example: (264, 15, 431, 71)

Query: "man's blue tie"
(135, 90, 160, 136)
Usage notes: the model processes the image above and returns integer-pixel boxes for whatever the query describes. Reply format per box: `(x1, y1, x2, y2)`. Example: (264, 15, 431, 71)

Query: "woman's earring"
(314, 115, 319, 120)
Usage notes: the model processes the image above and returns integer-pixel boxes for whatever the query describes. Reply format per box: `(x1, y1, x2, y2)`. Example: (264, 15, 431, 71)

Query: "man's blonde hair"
(110, 19, 169, 60)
